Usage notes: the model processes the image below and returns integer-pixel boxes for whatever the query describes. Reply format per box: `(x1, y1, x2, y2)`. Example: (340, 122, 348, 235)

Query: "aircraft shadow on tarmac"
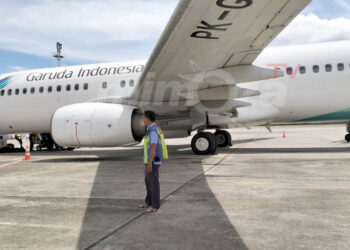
(27, 140, 350, 249)
(58, 146, 249, 250)
(231, 137, 274, 145)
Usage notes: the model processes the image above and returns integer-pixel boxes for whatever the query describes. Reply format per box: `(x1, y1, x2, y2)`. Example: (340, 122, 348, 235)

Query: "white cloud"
(0, 1, 350, 63)
(272, 14, 350, 46)
(334, 0, 350, 11)
(0, 0, 178, 62)
(7, 66, 26, 72)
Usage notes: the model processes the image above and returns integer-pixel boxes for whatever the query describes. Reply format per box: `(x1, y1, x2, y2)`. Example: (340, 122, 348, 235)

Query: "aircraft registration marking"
(191, 0, 253, 40)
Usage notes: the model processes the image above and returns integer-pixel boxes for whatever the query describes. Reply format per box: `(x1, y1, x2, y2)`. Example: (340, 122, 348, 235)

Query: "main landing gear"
(191, 130, 232, 155)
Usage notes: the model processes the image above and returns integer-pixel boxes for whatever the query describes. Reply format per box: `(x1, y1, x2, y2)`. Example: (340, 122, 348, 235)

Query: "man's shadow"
(73, 145, 248, 250)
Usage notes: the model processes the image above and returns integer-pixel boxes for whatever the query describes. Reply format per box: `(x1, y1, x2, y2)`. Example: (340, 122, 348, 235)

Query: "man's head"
(143, 110, 156, 127)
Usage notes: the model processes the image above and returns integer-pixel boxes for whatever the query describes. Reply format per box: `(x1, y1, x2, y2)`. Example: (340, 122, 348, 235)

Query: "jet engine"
(51, 103, 145, 147)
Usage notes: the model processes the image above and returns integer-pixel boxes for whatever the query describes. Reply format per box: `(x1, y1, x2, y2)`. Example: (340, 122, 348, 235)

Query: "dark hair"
(144, 110, 156, 122)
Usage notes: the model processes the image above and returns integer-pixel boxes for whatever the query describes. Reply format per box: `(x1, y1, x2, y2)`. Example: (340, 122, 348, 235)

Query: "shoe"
(138, 204, 149, 209)
(144, 208, 159, 215)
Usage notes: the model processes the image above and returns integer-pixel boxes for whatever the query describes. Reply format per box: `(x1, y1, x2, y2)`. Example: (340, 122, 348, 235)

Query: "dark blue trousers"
(144, 164, 160, 209)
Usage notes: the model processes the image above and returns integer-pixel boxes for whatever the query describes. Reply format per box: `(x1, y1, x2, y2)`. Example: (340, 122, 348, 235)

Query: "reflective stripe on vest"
(144, 136, 150, 164)
(158, 128, 168, 160)
(144, 128, 168, 164)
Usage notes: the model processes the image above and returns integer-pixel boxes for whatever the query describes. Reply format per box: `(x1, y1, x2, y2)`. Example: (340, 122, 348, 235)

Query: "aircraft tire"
(191, 132, 217, 155)
(214, 130, 232, 148)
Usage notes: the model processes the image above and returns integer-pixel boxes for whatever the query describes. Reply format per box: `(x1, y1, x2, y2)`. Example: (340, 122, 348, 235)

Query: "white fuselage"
(0, 62, 145, 133)
(0, 41, 350, 134)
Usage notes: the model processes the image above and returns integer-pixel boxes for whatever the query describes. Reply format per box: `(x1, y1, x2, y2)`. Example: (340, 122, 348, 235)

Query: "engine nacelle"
(51, 103, 145, 147)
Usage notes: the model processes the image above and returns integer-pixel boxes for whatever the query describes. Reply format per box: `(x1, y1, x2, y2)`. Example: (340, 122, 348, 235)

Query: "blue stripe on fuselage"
(299, 108, 350, 122)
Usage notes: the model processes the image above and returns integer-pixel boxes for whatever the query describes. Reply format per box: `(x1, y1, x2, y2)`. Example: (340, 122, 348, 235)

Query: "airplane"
(1, 0, 349, 155)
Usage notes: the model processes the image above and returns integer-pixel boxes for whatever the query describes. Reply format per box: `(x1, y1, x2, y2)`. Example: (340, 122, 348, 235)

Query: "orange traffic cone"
(24, 145, 32, 160)
(283, 131, 287, 138)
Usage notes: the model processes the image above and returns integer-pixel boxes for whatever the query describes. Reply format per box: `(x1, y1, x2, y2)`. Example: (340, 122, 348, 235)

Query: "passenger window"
(300, 66, 306, 74)
(313, 65, 319, 73)
(31, 87, 35, 94)
(325, 64, 332, 72)
(66, 84, 71, 91)
(286, 67, 293, 75)
(74, 84, 79, 91)
(121, 80, 126, 87)
(57, 85, 62, 92)
(23, 88, 27, 95)
(15, 89, 20, 95)
(0, 90, 4, 96)
(39, 87, 44, 93)
(129, 80, 135, 87)
(338, 63, 344, 71)
(83, 83, 88, 90)
(48, 86, 52, 93)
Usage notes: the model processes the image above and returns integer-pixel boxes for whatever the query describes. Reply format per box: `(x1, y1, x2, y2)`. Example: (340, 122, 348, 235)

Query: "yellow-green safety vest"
(144, 128, 168, 164)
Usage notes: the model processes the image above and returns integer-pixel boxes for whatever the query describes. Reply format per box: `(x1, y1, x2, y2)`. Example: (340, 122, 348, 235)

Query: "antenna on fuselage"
(53, 42, 64, 67)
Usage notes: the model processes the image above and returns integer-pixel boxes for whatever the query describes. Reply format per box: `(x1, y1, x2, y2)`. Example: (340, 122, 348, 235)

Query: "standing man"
(138, 111, 168, 215)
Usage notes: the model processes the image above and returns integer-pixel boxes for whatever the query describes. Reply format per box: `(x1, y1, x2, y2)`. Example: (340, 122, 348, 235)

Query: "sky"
(0, 0, 350, 73)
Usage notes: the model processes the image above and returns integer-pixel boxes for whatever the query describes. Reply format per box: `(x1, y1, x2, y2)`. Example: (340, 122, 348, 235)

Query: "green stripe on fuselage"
(299, 108, 350, 122)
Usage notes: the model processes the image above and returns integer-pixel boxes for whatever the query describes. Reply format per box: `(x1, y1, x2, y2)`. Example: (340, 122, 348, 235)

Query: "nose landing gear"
(345, 134, 350, 142)
(346, 122, 350, 142)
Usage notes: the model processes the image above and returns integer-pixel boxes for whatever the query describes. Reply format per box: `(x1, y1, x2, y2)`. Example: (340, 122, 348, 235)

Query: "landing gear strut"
(191, 130, 232, 155)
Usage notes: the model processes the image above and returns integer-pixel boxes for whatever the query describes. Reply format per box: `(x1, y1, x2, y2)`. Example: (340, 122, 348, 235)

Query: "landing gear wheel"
(191, 132, 217, 155)
(345, 134, 350, 142)
(205, 132, 218, 155)
(214, 130, 232, 148)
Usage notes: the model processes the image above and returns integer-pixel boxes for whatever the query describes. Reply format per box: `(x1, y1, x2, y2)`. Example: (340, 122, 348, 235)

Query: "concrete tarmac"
(0, 124, 350, 250)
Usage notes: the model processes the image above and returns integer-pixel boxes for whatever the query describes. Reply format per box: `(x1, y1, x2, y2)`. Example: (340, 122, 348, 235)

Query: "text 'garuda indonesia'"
(26, 64, 145, 82)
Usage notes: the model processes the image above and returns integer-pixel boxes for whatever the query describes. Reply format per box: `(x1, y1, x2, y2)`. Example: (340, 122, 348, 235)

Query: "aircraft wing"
(130, 0, 311, 106)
